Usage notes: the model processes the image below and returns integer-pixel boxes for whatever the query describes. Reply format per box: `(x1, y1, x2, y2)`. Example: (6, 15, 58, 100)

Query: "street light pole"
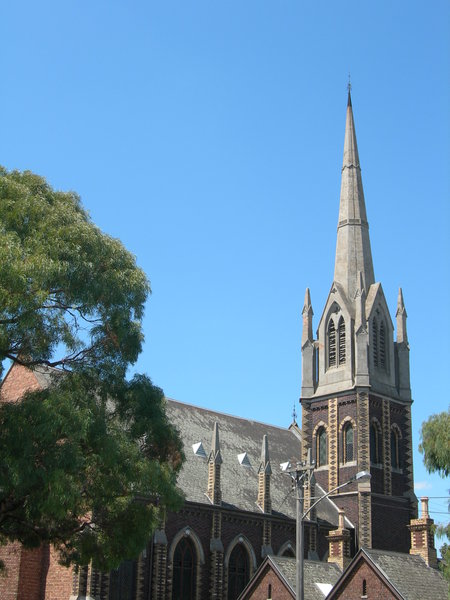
(281, 454, 371, 600)
(281, 450, 315, 600)
(296, 473, 305, 600)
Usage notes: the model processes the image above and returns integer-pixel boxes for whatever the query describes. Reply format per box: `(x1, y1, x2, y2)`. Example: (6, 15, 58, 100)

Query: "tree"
(419, 409, 450, 583)
(419, 410, 450, 478)
(0, 167, 184, 571)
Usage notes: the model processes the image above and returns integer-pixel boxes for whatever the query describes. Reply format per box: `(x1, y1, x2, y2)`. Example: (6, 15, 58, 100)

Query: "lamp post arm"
(302, 477, 355, 520)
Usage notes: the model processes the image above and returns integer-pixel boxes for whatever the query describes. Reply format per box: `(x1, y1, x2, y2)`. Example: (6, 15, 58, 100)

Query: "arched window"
(379, 321, 386, 369)
(328, 320, 336, 367)
(343, 422, 354, 463)
(281, 547, 295, 558)
(109, 560, 136, 600)
(370, 422, 380, 464)
(268, 584, 272, 599)
(316, 427, 328, 467)
(362, 578, 367, 596)
(227, 544, 250, 600)
(338, 317, 346, 365)
(172, 538, 196, 600)
(391, 429, 400, 469)
(372, 318, 379, 367)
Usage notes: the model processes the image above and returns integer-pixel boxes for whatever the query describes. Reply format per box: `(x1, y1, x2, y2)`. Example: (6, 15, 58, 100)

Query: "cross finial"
(347, 73, 352, 93)
(292, 403, 297, 424)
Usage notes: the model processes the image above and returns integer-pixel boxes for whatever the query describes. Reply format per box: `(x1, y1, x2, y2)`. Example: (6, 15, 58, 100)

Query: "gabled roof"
(238, 555, 342, 600)
(166, 399, 349, 527)
(363, 548, 448, 600)
(328, 547, 449, 600)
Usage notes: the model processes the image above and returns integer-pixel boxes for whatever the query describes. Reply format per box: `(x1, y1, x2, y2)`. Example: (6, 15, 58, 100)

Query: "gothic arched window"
(172, 538, 196, 600)
(338, 316, 346, 365)
(227, 544, 250, 600)
(328, 320, 336, 367)
(109, 560, 136, 600)
(391, 428, 401, 469)
(370, 422, 380, 464)
(316, 427, 328, 467)
(343, 422, 354, 463)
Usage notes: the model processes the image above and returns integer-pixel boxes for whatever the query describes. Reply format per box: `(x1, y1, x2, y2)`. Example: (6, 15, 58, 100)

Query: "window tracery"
(316, 426, 328, 467)
(343, 422, 354, 463)
(172, 538, 196, 600)
(227, 544, 250, 600)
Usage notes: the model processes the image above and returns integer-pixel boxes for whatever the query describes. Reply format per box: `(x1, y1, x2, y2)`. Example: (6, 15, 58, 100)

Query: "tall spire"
(334, 90, 375, 300)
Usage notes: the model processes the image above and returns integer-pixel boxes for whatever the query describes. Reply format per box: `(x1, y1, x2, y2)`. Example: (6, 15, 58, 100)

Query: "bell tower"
(300, 90, 417, 553)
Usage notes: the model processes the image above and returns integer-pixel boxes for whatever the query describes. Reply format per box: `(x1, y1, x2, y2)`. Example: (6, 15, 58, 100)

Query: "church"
(0, 92, 442, 600)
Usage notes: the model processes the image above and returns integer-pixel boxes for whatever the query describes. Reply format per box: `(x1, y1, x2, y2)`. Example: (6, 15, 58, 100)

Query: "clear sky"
(2, 2, 449, 531)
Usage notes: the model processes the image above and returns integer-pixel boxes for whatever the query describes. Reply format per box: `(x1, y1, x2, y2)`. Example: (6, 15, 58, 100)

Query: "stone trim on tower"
(382, 399, 392, 495)
(357, 390, 372, 548)
(328, 398, 339, 490)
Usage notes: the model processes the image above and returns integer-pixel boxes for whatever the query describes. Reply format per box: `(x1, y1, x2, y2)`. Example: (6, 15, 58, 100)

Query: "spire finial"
(292, 403, 297, 424)
(209, 421, 222, 464)
(347, 74, 352, 106)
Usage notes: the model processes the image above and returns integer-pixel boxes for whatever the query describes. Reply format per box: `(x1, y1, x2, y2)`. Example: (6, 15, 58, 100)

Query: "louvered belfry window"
(338, 316, 346, 365)
(372, 318, 379, 367)
(328, 320, 336, 367)
(379, 321, 386, 369)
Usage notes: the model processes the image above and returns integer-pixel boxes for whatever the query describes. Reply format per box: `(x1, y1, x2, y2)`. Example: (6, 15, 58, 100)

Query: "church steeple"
(334, 89, 375, 300)
(300, 90, 416, 555)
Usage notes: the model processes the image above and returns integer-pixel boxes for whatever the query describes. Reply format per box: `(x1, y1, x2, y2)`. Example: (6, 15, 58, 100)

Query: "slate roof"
(265, 556, 341, 599)
(166, 398, 346, 526)
(362, 548, 449, 600)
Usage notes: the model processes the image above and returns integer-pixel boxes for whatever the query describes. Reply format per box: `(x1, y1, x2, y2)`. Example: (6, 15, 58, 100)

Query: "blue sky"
(1, 2, 449, 530)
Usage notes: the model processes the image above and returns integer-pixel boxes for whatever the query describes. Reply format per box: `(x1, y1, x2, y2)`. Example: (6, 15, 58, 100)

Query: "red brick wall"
(332, 559, 397, 600)
(42, 546, 74, 600)
(17, 546, 45, 600)
(0, 543, 21, 600)
(0, 363, 40, 403)
(240, 564, 293, 600)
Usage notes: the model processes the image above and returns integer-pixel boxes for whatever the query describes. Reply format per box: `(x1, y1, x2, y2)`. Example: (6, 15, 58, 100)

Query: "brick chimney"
(326, 509, 351, 571)
(408, 497, 438, 568)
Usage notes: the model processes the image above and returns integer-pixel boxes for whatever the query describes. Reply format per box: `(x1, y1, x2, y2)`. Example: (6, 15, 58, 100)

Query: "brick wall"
(239, 564, 293, 600)
(331, 559, 397, 600)
(0, 363, 40, 403)
(0, 543, 21, 600)
(17, 546, 45, 600)
(42, 546, 74, 600)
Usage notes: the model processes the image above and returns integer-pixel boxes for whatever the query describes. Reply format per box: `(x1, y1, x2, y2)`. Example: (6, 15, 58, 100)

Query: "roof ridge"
(165, 397, 294, 431)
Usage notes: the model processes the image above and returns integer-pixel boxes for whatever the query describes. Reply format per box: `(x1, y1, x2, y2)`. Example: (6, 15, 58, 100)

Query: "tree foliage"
(419, 409, 450, 478)
(0, 167, 184, 570)
(419, 410, 450, 583)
